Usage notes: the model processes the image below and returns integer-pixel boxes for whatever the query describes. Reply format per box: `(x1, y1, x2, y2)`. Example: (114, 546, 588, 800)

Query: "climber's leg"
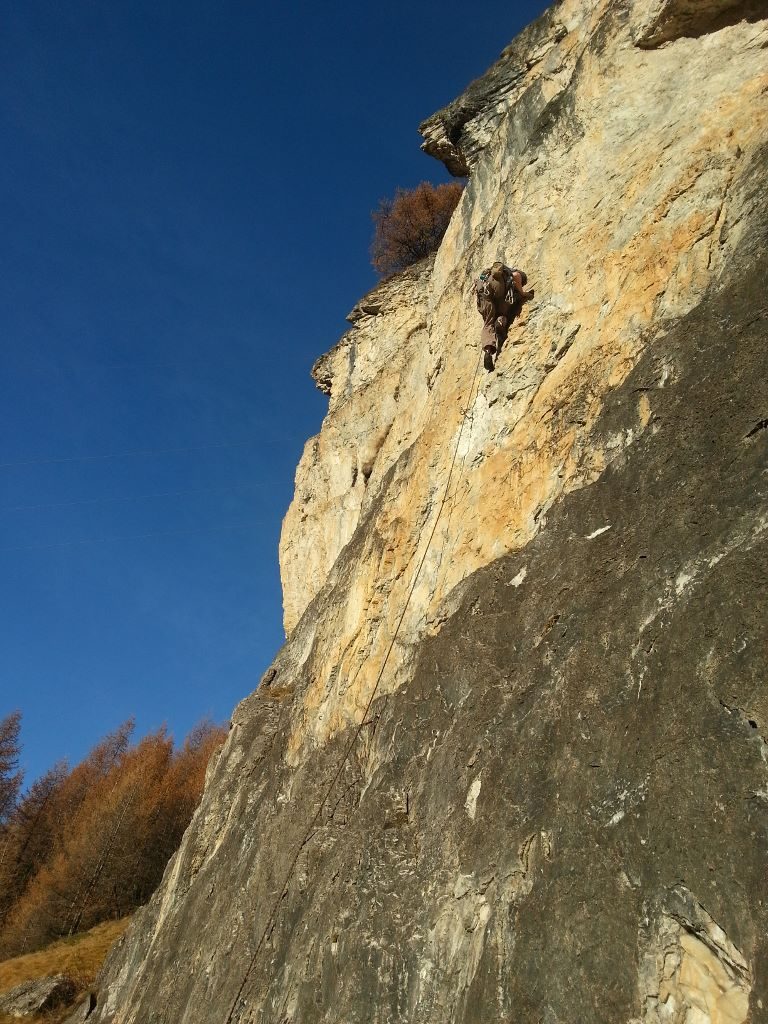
(493, 297, 515, 358)
(478, 295, 499, 354)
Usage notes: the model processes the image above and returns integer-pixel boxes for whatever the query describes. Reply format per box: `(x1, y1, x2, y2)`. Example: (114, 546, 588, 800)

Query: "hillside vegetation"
(0, 918, 130, 1024)
(0, 713, 225, 960)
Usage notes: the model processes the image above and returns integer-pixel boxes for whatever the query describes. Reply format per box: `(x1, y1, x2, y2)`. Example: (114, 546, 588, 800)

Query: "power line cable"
(0, 520, 268, 554)
(0, 482, 265, 514)
(0, 438, 293, 470)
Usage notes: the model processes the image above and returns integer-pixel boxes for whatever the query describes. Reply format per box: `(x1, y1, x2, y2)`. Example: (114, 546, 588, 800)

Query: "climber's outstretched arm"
(510, 270, 534, 302)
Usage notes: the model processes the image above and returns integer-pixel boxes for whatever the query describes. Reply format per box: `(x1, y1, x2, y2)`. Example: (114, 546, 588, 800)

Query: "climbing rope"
(223, 347, 484, 1024)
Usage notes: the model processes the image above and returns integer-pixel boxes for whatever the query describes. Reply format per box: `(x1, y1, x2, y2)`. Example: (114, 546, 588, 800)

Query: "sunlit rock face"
(279, 259, 435, 636)
(84, 3, 768, 1022)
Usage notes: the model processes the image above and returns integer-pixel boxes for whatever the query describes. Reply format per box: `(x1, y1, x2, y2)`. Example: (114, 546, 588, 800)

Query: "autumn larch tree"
(370, 180, 464, 277)
(0, 718, 225, 957)
(0, 762, 68, 931)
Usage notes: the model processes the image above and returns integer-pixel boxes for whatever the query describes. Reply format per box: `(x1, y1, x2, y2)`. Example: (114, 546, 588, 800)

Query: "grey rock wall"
(0, 974, 76, 1017)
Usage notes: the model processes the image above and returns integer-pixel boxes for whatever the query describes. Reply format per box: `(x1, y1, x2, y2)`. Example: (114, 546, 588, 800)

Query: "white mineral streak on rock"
(507, 567, 527, 587)
(464, 776, 482, 819)
(419, 876, 493, 1019)
(277, 0, 768, 761)
(586, 525, 612, 539)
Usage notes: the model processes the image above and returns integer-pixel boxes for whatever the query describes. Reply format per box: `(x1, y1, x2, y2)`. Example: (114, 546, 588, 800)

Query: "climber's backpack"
(476, 265, 525, 308)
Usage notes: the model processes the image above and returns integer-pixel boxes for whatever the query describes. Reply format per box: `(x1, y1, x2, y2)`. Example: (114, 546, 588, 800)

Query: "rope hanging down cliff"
(223, 348, 484, 1024)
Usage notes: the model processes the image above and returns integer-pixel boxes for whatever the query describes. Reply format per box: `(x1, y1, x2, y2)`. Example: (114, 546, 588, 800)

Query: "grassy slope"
(0, 918, 130, 1023)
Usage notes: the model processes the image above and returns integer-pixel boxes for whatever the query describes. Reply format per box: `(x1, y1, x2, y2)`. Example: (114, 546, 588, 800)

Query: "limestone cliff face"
(83, 2, 768, 1022)
(279, 260, 434, 636)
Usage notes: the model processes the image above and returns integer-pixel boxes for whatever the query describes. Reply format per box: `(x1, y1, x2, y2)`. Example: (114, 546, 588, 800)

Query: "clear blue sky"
(1, 0, 549, 786)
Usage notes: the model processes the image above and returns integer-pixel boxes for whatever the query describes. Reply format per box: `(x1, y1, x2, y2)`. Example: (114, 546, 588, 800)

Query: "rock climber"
(475, 261, 534, 371)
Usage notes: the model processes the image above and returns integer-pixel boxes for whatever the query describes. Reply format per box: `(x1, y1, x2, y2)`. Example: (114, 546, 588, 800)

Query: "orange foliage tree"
(0, 718, 226, 957)
(0, 762, 68, 931)
(370, 180, 463, 277)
